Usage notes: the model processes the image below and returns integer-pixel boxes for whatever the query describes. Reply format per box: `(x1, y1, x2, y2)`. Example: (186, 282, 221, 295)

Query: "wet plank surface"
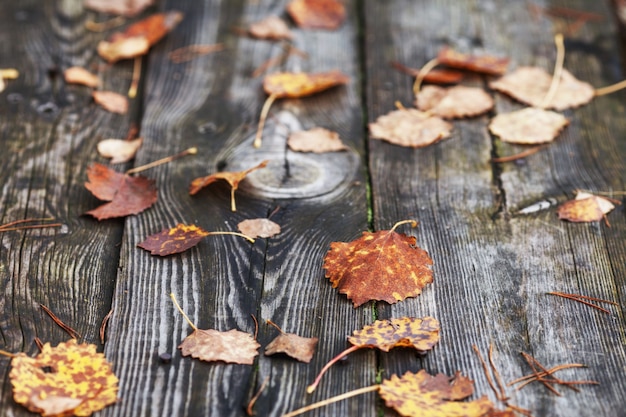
(0, 1, 625, 416)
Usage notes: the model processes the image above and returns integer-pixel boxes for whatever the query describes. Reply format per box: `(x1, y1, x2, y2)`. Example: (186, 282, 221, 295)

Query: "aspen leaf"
(189, 160, 269, 211)
(437, 47, 509, 75)
(237, 218, 281, 239)
(263, 70, 350, 98)
(307, 316, 440, 393)
(9, 339, 119, 416)
(64, 67, 100, 88)
(286, 0, 346, 30)
(97, 11, 184, 63)
(415, 85, 494, 119)
(287, 127, 348, 153)
(97, 137, 143, 163)
(392, 61, 465, 84)
(138, 224, 210, 255)
(489, 67, 594, 110)
(92, 91, 129, 114)
(323, 220, 433, 307)
(488, 108, 568, 144)
(348, 317, 440, 352)
(264, 322, 318, 363)
(84, 163, 157, 220)
(557, 192, 617, 223)
(84, 0, 154, 16)
(379, 370, 494, 417)
(179, 329, 260, 365)
(249, 15, 293, 40)
(369, 109, 452, 148)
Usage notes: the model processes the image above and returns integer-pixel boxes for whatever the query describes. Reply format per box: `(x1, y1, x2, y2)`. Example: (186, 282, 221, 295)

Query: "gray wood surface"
(0, 0, 624, 416)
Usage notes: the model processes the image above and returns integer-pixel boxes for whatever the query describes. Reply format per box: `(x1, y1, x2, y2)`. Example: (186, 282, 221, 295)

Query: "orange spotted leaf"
(263, 71, 349, 98)
(379, 370, 494, 417)
(179, 329, 260, 365)
(323, 220, 433, 307)
(307, 316, 440, 393)
(286, 0, 346, 30)
(9, 339, 119, 416)
(85, 163, 157, 220)
(437, 47, 509, 75)
(97, 11, 184, 62)
(138, 224, 210, 255)
(189, 160, 269, 211)
(348, 317, 440, 352)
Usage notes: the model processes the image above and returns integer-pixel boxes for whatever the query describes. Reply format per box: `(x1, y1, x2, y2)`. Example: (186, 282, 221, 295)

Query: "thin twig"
(307, 345, 361, 393)
(251, 314, 259, 340)
(472, 345, 501, 400)
(168, 44, 225, 64)
(283, 385, 379, 417)
(126, 147, 198, 175)
(246, 376, 270, 416)
(491, 146, 544, 163)
(489, 344, 508, 401)
(547, 292, 614, 314)
(40, 304, 80, 339)
(128, 57, 142, 98)
(254, 94, 278, 148)
(509, 363, 585, 385)
(0, 349, 16, 358)
(595, 79, 626, 96)
(521, 352, 561, 395)
(100, 309, 114, 345)
(0, 218, 61, 233)
(34, 337, 44, 351)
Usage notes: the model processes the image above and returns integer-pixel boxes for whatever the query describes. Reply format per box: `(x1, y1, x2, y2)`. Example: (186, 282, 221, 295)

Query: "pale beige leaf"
(249, 15, 293, 40)
(97, 36, 150, 63)
(288, 127, 348, 153)
(64, 67, 100, 88)
(237, 218, 281, 238)
(369, 109, 452, 148)
(575, 192, 615, 214)
(489, 67, 594, 110)
(84, 0, 154, 16)
(416, 85, 494, 119)
(178, 328, 260, 365)
(92, 91, 129, 114)
(489, 108, 568, 144)
(97, 138, 143, 164)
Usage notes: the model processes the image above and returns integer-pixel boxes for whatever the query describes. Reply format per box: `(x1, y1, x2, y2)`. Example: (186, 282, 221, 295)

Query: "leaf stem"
(540, 33, 564, 109)
(207, 231, 255, 243)
(247, 376, 270, 416)
(170, 293, 198, 331)
(283, 385, 379, 417)
(306, 345, 361, 393)
(128, 57, 142, 98)
(254, 94, 278, 148)
(595, 79, 626, 96)
(413, 58, 440, 94)
(266, 319, 285, 335)
(0, 349, 16, 358)
(390, 219, 418, 232)
(126, 147, 197, 175)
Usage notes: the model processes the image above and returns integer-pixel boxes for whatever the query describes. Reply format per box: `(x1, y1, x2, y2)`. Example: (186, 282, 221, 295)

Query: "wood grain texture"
(365, 1, 626, 416)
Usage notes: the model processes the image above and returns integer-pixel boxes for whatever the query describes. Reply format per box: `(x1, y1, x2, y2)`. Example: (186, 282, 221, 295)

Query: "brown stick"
(547, 292, 614, 314)
(491, 146, 544, 163)
(246, 376, 270, 416)
(40, 304, 81, 339)
(472, 345, 501, 400)
(251, 314, 259, 340)
(100, 309, 114, 345)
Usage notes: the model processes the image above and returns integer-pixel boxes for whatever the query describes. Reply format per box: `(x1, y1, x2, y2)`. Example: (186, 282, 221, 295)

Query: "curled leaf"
(263, 70, 350, 98)
(557, 192, 617, 223)
(286, 0, 346, 30)
(437, 47, 509, 75)
(97, 137, 143, 163)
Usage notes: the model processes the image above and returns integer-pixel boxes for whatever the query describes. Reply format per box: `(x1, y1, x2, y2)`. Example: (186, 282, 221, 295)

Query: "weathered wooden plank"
(365, 1, 626, 416)
(0, 0, 135, 415)
(100, 1, 374, 416)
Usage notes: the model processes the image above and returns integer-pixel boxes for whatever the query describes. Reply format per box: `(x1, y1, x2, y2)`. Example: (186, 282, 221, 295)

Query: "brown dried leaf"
(97, 137, 143, 163)
(84, 0, 154, 16)
(348, 317, 440, 352)
(323, 221, 433, 307)
(189, 160, 269, 211)
(489, 108, 569, 144)
(97, 11, 184, 62)
(415, 85, 494, 119)
(85, 163, 157, 220)
(138, 224, 210, 255)
(249, 15, 293, 40)
(179, 328, 260, 365)
(557, 192, 616, 223)
(10, 339, 119, 416)
(287, 127, 348, 153)
(391, 61, 465, 84)
(92, 90, 129, 114)
(379, 370, 494, 417)
(64, 66, 100, 88)
(265, 333, 318, 363)
(263, 70, 349, 98)
(369, 109, 452, 148)
(286, 0, 346, 30)
(489, 66, 595, 110)
(237, 218, 281, 239)
(437, 46, 509, 75)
